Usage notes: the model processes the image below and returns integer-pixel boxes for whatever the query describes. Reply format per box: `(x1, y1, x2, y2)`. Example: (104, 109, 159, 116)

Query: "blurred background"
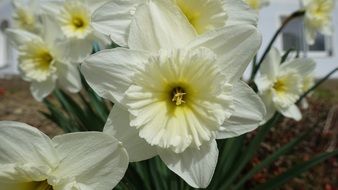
(0, 0, 337, 189)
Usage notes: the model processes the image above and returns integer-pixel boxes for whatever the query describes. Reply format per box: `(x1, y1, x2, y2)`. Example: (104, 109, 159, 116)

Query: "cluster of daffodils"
(302, 0, 335, 45)
(3, 0, 322, 188)
(83, 0, 267, 187)
(7, 0, 111, 101)
(255, 48, 316, 122)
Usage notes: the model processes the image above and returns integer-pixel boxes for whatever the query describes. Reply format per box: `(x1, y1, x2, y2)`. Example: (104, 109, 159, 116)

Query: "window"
(0, 20, 9, 69)
(280, 16, 334, 57)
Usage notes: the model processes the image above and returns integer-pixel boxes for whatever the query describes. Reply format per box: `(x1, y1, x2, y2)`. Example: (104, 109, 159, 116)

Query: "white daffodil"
(42, 0, 111, 62)
(91, 0, 257, 47)
(12, 0, 42, 33)
(0, 121, 129, 190)
(82, 1, 266, 187)
(302, 0, 335, 45)
(6, 16, 82, 101)
(255, 47, 316, 122)
(243, 0, 270, 10)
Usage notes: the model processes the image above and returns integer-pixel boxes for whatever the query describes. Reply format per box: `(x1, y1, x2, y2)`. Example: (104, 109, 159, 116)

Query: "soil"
(0, 76, 337, 190)
(0, 76, 62, 137)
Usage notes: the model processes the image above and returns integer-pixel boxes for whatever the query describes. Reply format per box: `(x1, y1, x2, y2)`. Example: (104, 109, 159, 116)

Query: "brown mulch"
(0, 76, 62, 137)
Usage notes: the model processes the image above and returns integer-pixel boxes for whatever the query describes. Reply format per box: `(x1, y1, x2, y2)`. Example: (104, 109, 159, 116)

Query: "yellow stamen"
(172, 87, 186, 106)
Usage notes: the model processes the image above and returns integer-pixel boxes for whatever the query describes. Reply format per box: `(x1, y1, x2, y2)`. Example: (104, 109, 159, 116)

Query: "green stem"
(249, 10, 305, 83)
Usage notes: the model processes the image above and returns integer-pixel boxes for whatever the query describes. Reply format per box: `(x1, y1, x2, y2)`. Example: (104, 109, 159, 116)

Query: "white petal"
(320, 23, 333, 35)
(84, 0, 113, 12)
(91, 0, 145, 47)
(0, 121, 58, 182)
(254, 75, 273, 94)
(279, 104, 302, 121)
(55, 38, 93, 63)
(104, 105, 157, 162)
(260, 47, 280, 80)
(41, 15, 63, 47)
(282, 58, 316, 76)
(159, 140, 218, 188)
(5, 29, 41, 49)
(223, 0, 258, 26)
(51, 132, 129, 190)
(305, 27, 317, 45)
(188, 25, 261, 82)
(30, 77, 56, 102)
(128, 0, 196, 52)
(41, 1, 63, 15)
(260, 93, 276, 124)
(56, 62, 82, 93)
(81, 48, 149, 104)
(93, 30, 112, 48)
(217, 81, 266, 139)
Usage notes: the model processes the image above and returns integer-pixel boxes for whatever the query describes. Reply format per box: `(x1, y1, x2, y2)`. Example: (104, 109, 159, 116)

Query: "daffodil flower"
(12, 0, 42, 33)
(41, 0, 111, 62)
(0, 121, 129, 190)
(244, 0, 270, 11)
(82, 1, 266, 187)
(6, 16, 82, 101)
(255, 47, 316, 121)
(302, 0, 335, 45)
(91, 0, 257, 47)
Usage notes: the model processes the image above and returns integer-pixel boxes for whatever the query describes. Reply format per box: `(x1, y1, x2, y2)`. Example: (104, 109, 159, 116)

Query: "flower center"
(273, 79, 286, 94)
(36, 51, 53, 71)
(59, 1, 91, 39)
(72, 17, 85, 28)
(171, 87, 186, 106)
(31, 180, 53, 190)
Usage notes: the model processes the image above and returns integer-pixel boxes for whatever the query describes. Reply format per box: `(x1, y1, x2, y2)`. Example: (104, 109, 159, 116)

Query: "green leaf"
(53, 90, 104, 131)
(42, 99, 79, 133)
(131, 162, 153, 190)
(253, 149, 338, 190)
(210, 137, 245, 190)
(81, 74, 110, 121)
